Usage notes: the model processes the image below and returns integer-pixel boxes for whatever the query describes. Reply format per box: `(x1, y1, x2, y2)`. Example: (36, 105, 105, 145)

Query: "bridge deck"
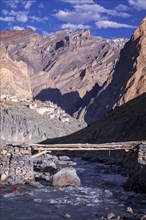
(10, 141, 146, 160)
(16, 141, 145, 151)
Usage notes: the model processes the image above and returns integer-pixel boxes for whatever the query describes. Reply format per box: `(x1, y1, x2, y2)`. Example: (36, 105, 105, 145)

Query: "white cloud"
(1, 8, 48, 24)
(95, 20, 137, 29)
(7, 10, 28, 23)
(75, 4, 131, 18)
(13, 26, 24, 30)
(55, 9, 103, 24)
(27, 25, 36, 31)
(0, 16, 15, 22)
(2, 10, 9, 15)
(61, 23, 90, 30)
(5, 0, 35, 10)
(17, 14, 28, 22)
(59, 0, 94, 4)
(30, 15, 48, 22)
(55, 3, 131, 24)
(115, 4, 129, 11)
(24, 1, 34, 10)
(5, 0, 20, 9)
(13, 25, 36, 31)
(42, 31, 54, 36)
(39, 3, 44, 8)
(128, 0, 146, 10)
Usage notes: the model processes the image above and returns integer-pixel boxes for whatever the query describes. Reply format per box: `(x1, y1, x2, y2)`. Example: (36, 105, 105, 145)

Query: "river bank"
(0, 144, 146, 220)
(1, 157, 146, 220)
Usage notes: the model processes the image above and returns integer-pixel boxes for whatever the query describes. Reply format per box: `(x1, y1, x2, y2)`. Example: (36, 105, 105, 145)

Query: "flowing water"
(0, 158, 146, 220)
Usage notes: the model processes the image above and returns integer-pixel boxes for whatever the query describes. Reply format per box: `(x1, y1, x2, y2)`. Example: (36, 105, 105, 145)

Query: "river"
(0, 158, 146, 220)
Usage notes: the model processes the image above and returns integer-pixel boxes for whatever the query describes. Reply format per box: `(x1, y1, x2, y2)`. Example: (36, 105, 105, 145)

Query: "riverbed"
(0, 158, 146, 220)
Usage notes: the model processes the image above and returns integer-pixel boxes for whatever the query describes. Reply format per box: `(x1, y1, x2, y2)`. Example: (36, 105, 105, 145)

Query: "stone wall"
(124, 144, 146, 193)
(138, 144, 146, 165)
(0, 145, 34, 184)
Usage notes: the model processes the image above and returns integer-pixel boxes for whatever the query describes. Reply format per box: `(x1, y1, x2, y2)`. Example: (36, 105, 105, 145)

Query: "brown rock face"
(0, 47, 32, 100)
(0, 17, 145, 123)
(0, 28, 125, 119)
(83, 17, 146, 123)
(117, 17, 146, 105)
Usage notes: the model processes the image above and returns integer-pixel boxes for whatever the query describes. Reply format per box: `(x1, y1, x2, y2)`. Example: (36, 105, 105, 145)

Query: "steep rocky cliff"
(83, 17, 146, 123)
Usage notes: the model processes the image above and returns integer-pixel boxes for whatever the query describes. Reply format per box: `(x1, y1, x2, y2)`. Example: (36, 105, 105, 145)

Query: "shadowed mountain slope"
(41, 93, 146, 144)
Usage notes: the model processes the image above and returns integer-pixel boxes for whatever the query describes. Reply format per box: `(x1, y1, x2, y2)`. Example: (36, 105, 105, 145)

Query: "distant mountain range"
(0, 17, 146, 124)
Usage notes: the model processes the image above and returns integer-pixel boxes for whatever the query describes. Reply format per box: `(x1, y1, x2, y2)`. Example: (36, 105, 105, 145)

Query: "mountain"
(0, 99, 85, 144)
(0, 17, 145, 124)
(83, 17, 146, 123)
(40, 93, 146, 144)
(0, 28, 126, 122)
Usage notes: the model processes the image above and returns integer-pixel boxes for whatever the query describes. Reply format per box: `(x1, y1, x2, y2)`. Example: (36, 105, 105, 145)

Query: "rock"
(0, 150, 12, 183)
(141, 214, 146, 220)
(49, 162, 57, 169)
(52, 167, 81, 187)
(64, 213, 71, 218)
(104, 190, 113, 198)
(67, 161, 77, 166)
(41, 172, 51, 181)
(29, 181, 44, 189)
(0, 173, 8, 181)
(59, 156, 71, 161)
(126, 207, 135, 215)
(0, 47, 32, 100)
(57, 160, 76, 166)
(11, 187, 22, 195)
(107, 212, 116, 220)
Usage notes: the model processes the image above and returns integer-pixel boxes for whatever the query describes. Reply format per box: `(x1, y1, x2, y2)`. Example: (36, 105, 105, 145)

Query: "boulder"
(52, 167, 81, 187)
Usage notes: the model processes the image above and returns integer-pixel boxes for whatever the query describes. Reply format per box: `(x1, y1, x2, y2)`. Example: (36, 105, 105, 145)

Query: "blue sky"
(0, 0, 145, 39)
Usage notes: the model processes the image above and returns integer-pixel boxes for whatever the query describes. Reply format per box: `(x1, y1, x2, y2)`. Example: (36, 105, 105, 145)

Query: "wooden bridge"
(29, 141, 143, 151)
(10, 141, 146, 164)
(12, 141, 146, 151)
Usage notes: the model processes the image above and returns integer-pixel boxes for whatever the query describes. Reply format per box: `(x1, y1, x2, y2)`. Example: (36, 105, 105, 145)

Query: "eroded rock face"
(0, 100, 84, 144)
(83, 17, 146, 123)
(0, 47, 32, 100)
(0, 28, 126, 123)
(0, 18, 145, 123)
